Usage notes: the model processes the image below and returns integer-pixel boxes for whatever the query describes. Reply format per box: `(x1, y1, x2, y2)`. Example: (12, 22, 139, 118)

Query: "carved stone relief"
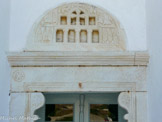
(26, 3, 126, 51)
(12, 69, 25, 82)
(9, 93, 45, 122)
(118, 92, 136, 122)
(8, 3, 149, 122)
(26, 93, 45, 122)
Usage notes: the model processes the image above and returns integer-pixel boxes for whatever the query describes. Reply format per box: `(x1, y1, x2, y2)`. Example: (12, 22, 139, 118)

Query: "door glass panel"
(90, 104, 118, 122)
(45, 104, 74, 122)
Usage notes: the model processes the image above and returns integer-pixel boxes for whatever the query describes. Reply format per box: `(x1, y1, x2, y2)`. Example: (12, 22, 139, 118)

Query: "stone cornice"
(7, 51, 149, 66)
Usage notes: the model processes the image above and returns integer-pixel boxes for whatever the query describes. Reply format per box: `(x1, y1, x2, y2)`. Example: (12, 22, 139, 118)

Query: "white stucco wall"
(9, 0, 147, 51)
(0, 0, 10, 119)
(147, 0, 162, 122)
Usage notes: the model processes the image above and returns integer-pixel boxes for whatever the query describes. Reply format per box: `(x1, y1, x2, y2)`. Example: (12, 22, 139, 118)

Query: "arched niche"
(26, 3, 127, 51)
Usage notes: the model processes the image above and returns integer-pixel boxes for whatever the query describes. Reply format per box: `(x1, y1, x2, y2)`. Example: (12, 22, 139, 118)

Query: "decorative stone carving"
(26, 3, 126, 51)
(8, 51, 148, 92)
(27, 93, 45, 122)
(9, 93, 45, 122)
(118, 92, 136, 122)
(12, 70, 25, 82)
(8, 3, 149, 122)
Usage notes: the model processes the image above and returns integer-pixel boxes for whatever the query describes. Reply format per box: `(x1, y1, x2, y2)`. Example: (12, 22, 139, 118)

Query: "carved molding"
(26, 3, 126, 51)
(22, 82, 136, 93)
(118, 92, 136, 122)
(7, 51, 149, 66)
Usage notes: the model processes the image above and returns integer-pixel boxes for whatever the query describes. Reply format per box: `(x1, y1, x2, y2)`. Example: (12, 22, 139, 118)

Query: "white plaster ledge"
(7, 51, 149, 66)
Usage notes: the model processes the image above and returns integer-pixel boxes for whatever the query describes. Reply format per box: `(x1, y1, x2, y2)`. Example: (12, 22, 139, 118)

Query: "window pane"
(45, 104, 73, 122)
(90, 104, 118, 122)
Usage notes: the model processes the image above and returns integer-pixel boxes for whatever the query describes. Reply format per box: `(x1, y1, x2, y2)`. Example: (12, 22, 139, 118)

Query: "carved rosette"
(118, 92, 136, 122)
(12, 70, 25, 82)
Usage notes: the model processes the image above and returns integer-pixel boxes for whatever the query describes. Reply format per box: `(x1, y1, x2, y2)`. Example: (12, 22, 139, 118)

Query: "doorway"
(35, 93, 126, 122)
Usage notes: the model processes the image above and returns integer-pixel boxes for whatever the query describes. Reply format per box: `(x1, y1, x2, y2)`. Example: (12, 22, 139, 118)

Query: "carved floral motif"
(12, 70, 25, 82)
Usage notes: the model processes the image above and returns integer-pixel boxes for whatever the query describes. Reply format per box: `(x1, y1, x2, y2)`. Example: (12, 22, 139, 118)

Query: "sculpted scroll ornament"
(118, 92, 136, 122)
(29, 93, 45, 122)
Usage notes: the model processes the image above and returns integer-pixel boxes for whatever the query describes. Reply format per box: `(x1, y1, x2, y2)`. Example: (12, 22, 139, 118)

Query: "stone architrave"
(8, 3, 149, 122)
